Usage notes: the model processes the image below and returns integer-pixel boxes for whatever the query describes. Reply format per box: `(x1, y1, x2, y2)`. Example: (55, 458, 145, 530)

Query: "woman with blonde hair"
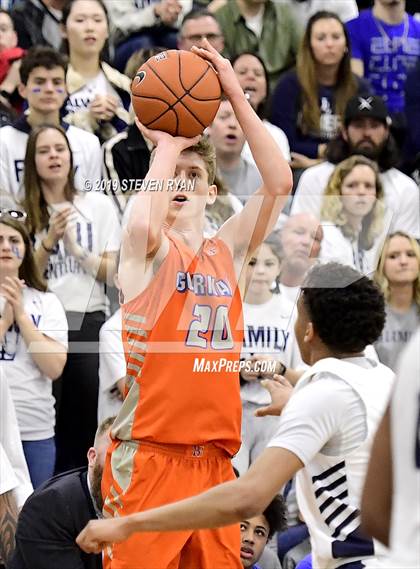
(319, 154, 391, 275)
(374, 231, 420, 370)
(271, 10, 370, 170)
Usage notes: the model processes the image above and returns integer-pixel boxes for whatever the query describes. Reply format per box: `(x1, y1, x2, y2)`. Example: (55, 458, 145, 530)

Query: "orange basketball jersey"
(112, 234, 244, 456)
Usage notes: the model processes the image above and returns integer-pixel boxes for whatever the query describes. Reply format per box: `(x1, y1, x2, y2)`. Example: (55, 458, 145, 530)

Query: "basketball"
(131, 50, 222, 138)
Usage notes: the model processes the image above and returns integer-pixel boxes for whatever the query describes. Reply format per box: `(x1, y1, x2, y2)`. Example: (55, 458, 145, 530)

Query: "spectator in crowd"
(11, 0, 66, 50)
(319, 155, 391, 275)
(403, 58, 420, 169)
(240, 495, 286, 569)
(21, 125, 120, 473)
(77, 262, 395, 569)
(102, 47, 158, 219)
(291, 95, 420, 239)
(234, 233, 303, 475)
(214, 0, 300, 90)
(203, 172, 243, 237)
(208, 96, 262, 203)
(232, 52, 291, 164)
(271, 11, 370, 170)
(0, 367, 32, 566)
(283, 0, 358, 30)
(361, 328, 420, 569)
(0, 47, 102, 199)
(374, 231, 420, 370)
(9, 416, 114, 569)
(277, 213, 323, 306)
(177, 8, 224, 53)
(104, 0, 192, 72)
(347, 0, 420, 136)
(0, 214, 68, 487)
(0, 10, 25, 113)
(62, 0, 132, 143)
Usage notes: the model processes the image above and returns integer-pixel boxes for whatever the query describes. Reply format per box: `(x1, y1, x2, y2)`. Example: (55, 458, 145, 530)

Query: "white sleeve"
(267, 377, 366, 465)
(0, 381, 33, 507)
(290, 167, 324, 217)
(0, 130, 13, 197)
(390, 178, 420, 239)
(99, 319, 126, 393)
(86, 134, 102, 186)
(97, 195, 121, 253)
(333, 0, 358, 22)
(38, 293, 68, 349)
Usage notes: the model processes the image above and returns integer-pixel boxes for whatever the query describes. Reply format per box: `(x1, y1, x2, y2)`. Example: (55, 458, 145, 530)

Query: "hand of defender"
(135, 118, 201, 151)
(76, 518, 131, 554)
(254, 375, 293, 417)
(191, 39, 244, 100)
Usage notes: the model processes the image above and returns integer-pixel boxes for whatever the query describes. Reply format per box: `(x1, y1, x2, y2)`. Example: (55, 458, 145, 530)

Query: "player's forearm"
(125, 479, 255, 534)
(0, 490, 18, 565)
(127, 142, 178, 237)
(229, 92, 293, 196)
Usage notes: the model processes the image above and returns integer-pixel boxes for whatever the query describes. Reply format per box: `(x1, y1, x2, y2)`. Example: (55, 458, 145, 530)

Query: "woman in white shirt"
(234, 233, 303, 475)
(374, 231, 420, 370)
(62, 0, 131, 142)
(320, 155, 390, 276)
(232, 52, 291, 165)
(0, 214, 68, 488)
(22, 124, 121, 473)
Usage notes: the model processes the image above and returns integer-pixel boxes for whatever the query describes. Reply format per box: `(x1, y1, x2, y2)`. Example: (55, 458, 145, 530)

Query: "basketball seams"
(179, 53, 221, 102)
(145, 56, 209, 130)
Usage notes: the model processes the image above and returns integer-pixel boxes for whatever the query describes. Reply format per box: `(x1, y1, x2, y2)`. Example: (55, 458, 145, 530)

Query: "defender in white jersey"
(77, 263, 394, 569)
(362, 328, 420, 568)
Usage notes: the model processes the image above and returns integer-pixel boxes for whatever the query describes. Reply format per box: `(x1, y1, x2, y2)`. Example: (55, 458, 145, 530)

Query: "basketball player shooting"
(82, 40, 292, 569)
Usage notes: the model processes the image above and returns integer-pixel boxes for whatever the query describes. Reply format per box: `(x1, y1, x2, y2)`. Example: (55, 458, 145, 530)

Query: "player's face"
(240, 515, 270, 568)
(0, 223, 25, 274)
(35, 128, 72, 184)
(340, 164, 377, 220)
(344, 118, 388, 159)
(208, 100, 245, 156)
(310, 18, 347, 67)
(64, 0, 108, 56)
(19, 66, 67, 113)
(178, 16, 224, 53)
(384, 235, 420, 285)
(0, 12, 17, 52)
(167, 151, 216, 219)
(246, 243, 281, 297)
(233, 54, 267, 111)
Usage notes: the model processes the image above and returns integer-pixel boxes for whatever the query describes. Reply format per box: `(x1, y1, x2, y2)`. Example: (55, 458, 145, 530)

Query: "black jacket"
(9, 468, 102, 569)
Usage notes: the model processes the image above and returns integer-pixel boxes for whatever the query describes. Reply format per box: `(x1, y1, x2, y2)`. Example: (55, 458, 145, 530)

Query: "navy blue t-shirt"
(346, 9, 420, 114)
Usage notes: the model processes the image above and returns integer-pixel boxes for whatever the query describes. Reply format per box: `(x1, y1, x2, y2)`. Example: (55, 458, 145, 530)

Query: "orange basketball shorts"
(101, 439, 242, 569)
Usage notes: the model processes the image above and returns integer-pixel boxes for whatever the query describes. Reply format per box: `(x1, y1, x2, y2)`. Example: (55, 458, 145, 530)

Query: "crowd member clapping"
(271, 11, 370, 170)
(0, 213, 68, 488)
(21, 125, 120, 473)
(319, 155, 391, 275)
(62, 0, 131, 142)
(374, 231, 420, 371)
(232, 52, 291, 165)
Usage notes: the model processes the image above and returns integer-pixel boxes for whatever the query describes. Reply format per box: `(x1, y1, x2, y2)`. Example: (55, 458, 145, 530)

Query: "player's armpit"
(0, 490, 18, 565)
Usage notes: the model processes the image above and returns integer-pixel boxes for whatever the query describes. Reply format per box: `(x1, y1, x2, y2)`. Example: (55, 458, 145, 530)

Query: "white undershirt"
(244, 7, 264, 37)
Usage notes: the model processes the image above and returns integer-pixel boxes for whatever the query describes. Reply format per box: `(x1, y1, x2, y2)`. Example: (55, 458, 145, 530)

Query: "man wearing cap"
(291, 94, 420, 239)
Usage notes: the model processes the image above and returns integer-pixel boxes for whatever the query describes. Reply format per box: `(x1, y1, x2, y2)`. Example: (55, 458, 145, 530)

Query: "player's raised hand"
(191, 39, 244, 100)
(135, 118, 201, 152)
(76, 518, 131, 554)
(254, 375, 293, 417)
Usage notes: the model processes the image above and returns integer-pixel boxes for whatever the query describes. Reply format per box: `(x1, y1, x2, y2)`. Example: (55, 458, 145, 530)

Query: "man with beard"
(291, 95, 420, 239)
(8, 416, 114, 569)
(278, 213, 323, 307)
